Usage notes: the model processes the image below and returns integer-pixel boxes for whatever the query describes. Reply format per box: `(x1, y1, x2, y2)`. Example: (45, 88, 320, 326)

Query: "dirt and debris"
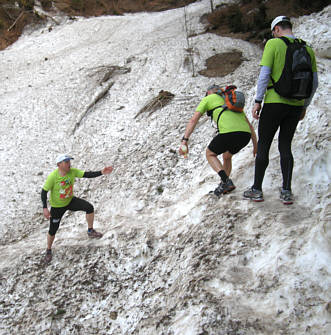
(205, 0, 330, 45)
(198, 51, 244, 77)
(135, 90, 175, 119)
(88, 65, 131, 85)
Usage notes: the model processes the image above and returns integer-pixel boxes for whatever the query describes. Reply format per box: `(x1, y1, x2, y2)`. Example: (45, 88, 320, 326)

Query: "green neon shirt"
(43, 168, 85, 207)
(261, 37, 317, 106)
(196, 93, 251, 134)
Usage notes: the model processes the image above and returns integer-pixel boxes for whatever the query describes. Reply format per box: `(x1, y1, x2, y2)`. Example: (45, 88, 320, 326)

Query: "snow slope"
(0, 1, 330, 334)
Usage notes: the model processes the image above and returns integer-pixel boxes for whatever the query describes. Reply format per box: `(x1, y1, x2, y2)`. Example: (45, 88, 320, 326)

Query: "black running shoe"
(87, 229, 103, 238)
(213, 178, 236, 197)
(45, 249, 52, 263)
(243, 187, 264, 202)
(279, 188, 294, 205)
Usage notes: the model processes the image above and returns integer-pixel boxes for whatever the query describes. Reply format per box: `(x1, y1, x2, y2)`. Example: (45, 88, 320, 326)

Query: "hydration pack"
(268, 37, 313, 99)
(206, 85, 245, 127)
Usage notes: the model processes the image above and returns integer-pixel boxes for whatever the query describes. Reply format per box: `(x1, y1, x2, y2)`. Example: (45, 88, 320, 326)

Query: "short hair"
(275, 20, 292, 31)
(207, 84, 220, 91)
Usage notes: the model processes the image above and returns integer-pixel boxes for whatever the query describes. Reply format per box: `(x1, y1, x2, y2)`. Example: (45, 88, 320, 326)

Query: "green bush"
(252, 4, 268, 30)
(227, 5, 244, 33)
(295, 0, 329, 10)
(70, 0, 83, 11)
(19, 0, 35, 10)
(40, 0, 52, 10)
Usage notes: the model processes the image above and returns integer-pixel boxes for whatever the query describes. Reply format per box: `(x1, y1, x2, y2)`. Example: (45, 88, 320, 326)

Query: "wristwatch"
(182, 137, 189, 142)
(255, 99, 262, 104)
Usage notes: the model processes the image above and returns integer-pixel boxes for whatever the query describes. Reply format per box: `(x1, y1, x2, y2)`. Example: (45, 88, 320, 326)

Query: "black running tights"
(253, 103, 302, 191)
(49, 197, 94, 236)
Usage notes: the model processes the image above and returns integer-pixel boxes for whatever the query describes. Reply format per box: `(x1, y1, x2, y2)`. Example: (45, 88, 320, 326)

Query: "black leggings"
(253, 103, 302, 191)
(49, 197, 94, 236)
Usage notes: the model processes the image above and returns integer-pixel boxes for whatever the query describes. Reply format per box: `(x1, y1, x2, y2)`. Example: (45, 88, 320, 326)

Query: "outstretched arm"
(179, 111, 202, 156)
(83, 166, 113, 178)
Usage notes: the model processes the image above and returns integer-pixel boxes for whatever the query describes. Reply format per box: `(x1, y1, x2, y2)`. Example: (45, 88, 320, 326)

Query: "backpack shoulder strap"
(206, 105, 225, 118)
(206, 104, 227, 128)
(294, 38, 307, 46)
(280, 36, 307, 46)
(216, 106, 227, 128)
(268, 37, 290, 91)
(279, 36, 290, 46)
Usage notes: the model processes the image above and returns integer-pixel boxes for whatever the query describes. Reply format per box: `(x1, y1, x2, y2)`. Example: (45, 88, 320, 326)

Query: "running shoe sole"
(251, 198, 264, 202)
(88, 232, 103, 238)
(281, 199, 293, 205)
(44, 252, 52, 263)
(243, 195, 264, 202)
(223, 185, 236, 194)
(211, 185, 236, 197)
(279, 188, 294, 205)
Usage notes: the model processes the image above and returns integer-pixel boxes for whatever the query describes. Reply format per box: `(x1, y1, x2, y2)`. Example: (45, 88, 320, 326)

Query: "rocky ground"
(0, 1, 330, 334)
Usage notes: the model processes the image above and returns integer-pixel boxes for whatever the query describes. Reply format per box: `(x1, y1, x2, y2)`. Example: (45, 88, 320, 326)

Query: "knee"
(256, 146, 269, 162)
(206, 148, 217, 159)
(255, 154, 269, 166)
(279, 152, 293, 161)
(278, 143, 292, 157)
(223, 151, 232, 161)
(49, 218, 60, 236)
(86, 203, 94, 214)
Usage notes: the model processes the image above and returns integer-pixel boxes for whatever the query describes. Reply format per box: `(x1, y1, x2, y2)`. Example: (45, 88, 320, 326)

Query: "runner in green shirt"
(243, 16, 318, 204)
(179, 85, 257, 197)
(41, 154, 113, 263)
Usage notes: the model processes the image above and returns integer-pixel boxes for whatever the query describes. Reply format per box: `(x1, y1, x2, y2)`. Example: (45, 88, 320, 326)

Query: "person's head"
(56, 154, 73, 173)
(271, 16, 292, 38)
(206, 84, 220, 96)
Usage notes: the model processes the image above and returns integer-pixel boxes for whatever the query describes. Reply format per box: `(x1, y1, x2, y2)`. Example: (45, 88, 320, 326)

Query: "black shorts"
(208, 131, 251, 155)
(49, 197, 94, 236)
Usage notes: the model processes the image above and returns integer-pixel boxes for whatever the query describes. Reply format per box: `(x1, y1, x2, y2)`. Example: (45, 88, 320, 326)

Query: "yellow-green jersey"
(261, 37, 317, 106)
(43, 168, 85, 207)
(196, 94, 251, 134)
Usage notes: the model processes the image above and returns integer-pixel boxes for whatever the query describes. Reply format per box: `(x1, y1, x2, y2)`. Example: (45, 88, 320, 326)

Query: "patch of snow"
(0, 1, 330, 334)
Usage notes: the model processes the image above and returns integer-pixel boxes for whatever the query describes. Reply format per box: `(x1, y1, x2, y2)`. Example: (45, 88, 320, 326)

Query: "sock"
(88, 228, 93, 232)
(218, 170, 228, 183)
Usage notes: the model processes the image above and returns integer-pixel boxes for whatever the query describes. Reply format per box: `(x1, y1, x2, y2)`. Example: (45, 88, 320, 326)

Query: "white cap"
(56, 154, 74, 164)
(271, 16, 291, 31)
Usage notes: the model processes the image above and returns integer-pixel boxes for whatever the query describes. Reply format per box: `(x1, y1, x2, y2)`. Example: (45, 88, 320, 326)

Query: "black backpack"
(268, 37, 313, 99)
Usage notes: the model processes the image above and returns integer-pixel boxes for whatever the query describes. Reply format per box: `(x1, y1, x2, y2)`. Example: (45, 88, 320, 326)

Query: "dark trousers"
(49, 197, 94, 236)
(253, 103, 302, 191)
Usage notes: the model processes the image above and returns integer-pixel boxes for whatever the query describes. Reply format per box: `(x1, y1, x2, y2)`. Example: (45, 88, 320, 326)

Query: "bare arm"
(179, 111, 202, 156)
(183, 111, 202, 139)
(245, 116, 258, 156)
